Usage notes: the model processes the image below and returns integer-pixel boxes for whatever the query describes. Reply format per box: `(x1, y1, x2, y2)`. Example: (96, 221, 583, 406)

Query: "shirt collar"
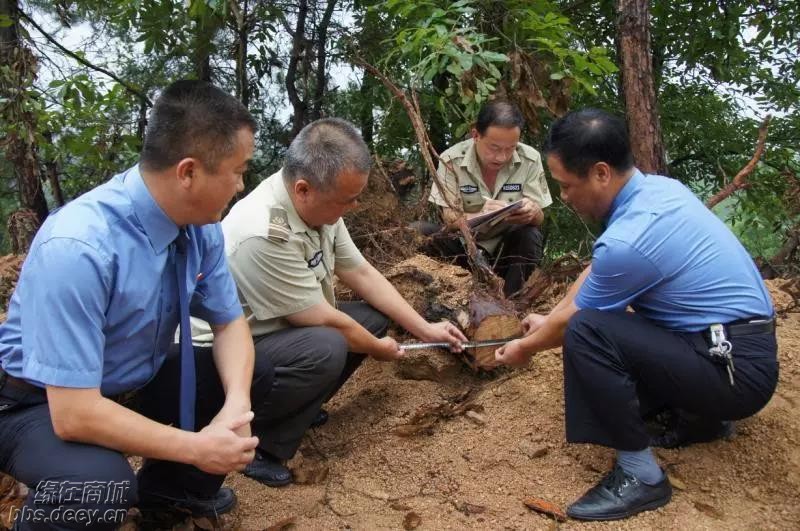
(273, 170, 312, 234)
(123, 164, 180, 253)
(606, 168, 645, 225)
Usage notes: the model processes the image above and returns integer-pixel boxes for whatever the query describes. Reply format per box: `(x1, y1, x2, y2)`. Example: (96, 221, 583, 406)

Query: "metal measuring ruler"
(400, 337, 519, 351)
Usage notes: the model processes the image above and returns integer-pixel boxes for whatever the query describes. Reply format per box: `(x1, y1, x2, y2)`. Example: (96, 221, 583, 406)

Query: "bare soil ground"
(227, 285, 800, 531)
(1, 253, 797, 531)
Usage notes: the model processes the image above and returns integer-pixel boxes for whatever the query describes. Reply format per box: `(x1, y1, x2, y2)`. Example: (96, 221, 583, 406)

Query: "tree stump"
(467, 293, 522, 369)
(386, 255, 521, 371)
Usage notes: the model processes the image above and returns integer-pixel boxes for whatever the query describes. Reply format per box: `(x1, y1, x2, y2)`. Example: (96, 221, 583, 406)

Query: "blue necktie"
(175, 230, 196, 431)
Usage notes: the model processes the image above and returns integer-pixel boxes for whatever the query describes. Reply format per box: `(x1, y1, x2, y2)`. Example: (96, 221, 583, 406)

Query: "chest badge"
(307, 250, 324, 268)
(460, 184, 479, 194)
(501, 183, 522, 192)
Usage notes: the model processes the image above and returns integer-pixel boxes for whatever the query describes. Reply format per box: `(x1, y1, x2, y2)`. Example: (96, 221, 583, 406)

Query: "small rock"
(668, 474, 687, 491)
(455, 501, 487, 516)
(465, 410, 487, 425)
(519, 441, 549, 459)
(403, 511, 422, 530)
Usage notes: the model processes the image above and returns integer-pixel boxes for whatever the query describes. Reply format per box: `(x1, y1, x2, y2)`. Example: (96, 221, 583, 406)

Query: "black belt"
(0, 367, 46, 396)
(0, 367, 136, 405)
(703, 316, 775, 343)
(726, 317, 775, 336)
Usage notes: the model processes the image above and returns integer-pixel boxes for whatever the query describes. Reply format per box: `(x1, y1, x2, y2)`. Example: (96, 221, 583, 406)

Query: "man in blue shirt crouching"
(495, 109, 778, 521)
(0, 80, 272, 529)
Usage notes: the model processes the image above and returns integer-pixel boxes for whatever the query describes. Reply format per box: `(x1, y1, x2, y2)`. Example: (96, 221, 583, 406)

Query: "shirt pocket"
(461, 194, 482, 213)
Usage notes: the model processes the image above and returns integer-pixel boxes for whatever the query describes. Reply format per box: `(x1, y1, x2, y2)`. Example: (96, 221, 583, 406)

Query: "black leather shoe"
(567, 465, 672, 521)
(649, 410, 734, 448)
(243, 451, 293, 487)
(138, 486, 237, 518)
(311, 408, 329, 428)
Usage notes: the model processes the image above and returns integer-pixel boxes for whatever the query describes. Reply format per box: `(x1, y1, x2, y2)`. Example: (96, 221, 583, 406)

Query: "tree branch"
(311, 0, 336, 120)
(286, 0, 308, 140)
(352, 57, 503, 296)
(705, 115, 771, 209)
(19, 11, 152, 107)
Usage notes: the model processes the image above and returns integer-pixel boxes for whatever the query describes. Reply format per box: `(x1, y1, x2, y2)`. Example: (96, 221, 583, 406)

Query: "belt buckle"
(709, 324, 726, 347)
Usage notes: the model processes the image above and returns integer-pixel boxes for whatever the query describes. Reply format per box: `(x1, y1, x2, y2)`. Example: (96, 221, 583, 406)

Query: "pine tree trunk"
(616, 0, 667, 175)
(0, 0, 48, 252)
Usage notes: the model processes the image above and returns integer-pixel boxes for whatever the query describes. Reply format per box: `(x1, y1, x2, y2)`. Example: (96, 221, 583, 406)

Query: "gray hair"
(283, 118, 372, 191)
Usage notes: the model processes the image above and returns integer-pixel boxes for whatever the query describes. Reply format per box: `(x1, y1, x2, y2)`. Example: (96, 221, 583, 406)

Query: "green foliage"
(373, 0, 617, 137)
(2, 0, 797, 268)
(40, 77, 141, 196)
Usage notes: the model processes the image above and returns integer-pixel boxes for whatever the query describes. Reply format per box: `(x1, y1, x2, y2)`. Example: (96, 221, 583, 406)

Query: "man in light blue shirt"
(495, 109, 777, 521)
(0, 80, 270, 529)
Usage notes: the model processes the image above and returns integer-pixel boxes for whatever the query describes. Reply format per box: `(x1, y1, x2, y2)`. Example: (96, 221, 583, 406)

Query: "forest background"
(1, 0, 798, 274)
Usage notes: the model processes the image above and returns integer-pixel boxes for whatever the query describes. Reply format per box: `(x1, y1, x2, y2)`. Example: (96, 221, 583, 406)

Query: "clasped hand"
(192, 409, 259, 475)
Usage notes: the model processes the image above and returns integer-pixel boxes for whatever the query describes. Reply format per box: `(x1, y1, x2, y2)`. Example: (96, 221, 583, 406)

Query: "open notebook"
(467, 199, 524, 234)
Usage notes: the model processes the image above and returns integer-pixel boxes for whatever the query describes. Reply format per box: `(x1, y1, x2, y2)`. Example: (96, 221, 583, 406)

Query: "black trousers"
(243, 301, 389, 460)
(0, 346, 273, 531)
(562, 309, 779, 451)
(413, 221, 544, 296)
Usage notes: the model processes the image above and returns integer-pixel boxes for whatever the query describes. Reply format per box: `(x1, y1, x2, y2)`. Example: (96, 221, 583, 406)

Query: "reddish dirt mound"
(0, 254, 24, 317)
(225, 281, 800, 530)
(2, 262, 798, 530)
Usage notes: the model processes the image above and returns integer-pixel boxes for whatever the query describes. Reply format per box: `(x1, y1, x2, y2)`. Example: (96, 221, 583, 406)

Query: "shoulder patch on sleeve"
(266, 207, 290, 243)
(439, 141, 465, 163)
(518, 143, 541, 161)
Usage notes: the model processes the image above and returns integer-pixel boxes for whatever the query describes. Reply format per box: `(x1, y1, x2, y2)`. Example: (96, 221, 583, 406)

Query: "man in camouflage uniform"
(416, 100, 552, 296)
(191, 118, 466, 487)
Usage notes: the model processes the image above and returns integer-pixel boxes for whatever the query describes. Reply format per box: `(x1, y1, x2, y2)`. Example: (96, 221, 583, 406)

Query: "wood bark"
(229, 0, 250, 107)
(616, 0, 667, 175)
(1, 0, 48, 251)
(193, 20, 214, 82)
(310, 0, 336, 120)
(358, 71, 375, 149)
(705, 115, 771, 209)
(43, 132, 65, 207)
(467, 294, 522, 369)
(286, 0, 309, 140)
(0, 471, 27, 529)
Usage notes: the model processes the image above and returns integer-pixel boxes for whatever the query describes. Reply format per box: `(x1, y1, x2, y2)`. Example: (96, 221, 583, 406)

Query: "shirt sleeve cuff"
(22, 357, 102, 389)
(194, 304, 243, 326)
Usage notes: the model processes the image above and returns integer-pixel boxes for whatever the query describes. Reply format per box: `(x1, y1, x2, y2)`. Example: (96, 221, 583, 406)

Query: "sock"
(616, 448, 665, 485)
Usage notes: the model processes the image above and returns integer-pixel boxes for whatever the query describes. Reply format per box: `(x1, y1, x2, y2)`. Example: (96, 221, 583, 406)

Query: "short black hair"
(140, 80, 257, 172)
(542, 108, 634, 177)
(283, 118, 371, 192)
(475, 100, 525, 135)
